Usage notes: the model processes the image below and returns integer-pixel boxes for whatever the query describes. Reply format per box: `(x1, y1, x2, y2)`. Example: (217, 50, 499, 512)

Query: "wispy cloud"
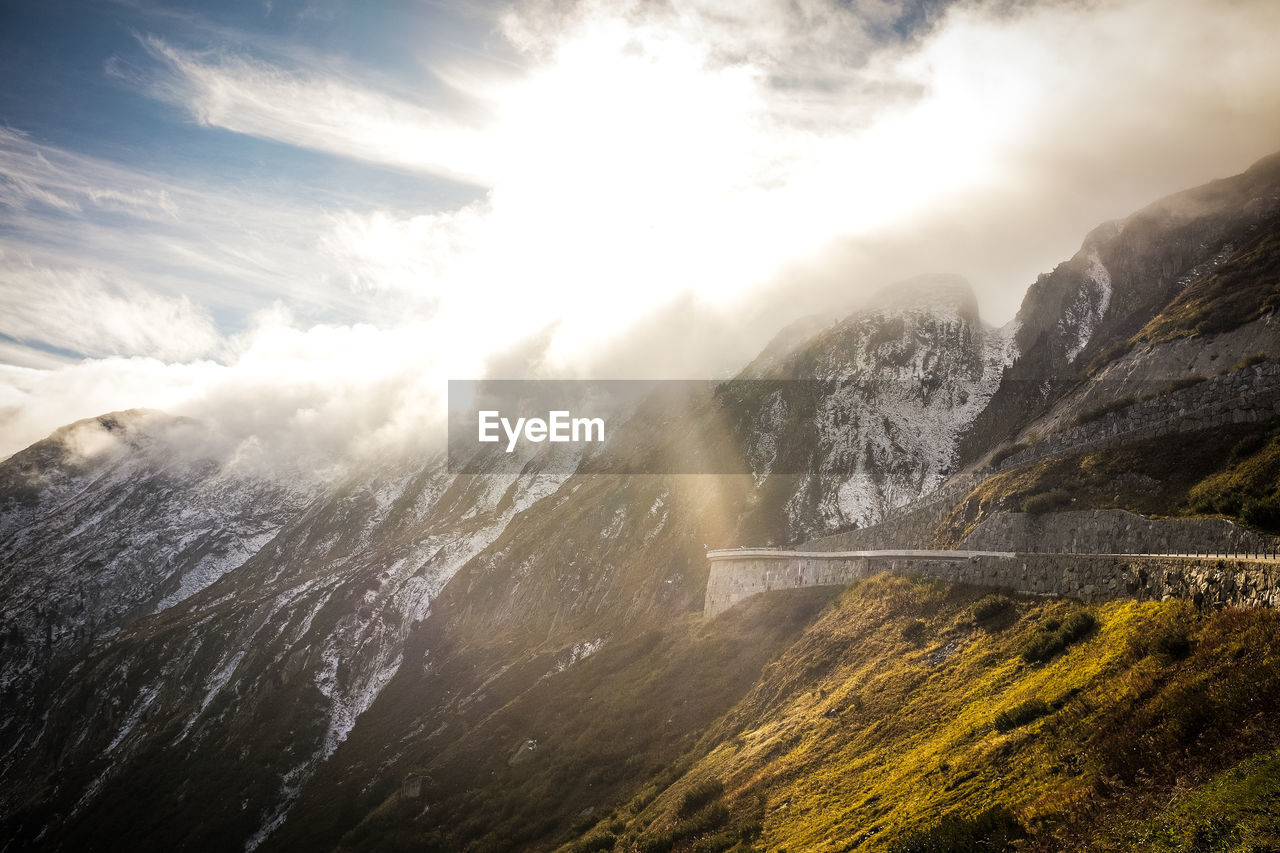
(0, 127, 375, 325)
(126, 35, 498, 184)
(0, 128, 180, 220)
(0, 251, 220, 361)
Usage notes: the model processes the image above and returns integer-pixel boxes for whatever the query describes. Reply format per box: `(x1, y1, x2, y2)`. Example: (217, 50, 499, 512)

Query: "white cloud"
(310, 0, 1280, 369)
(4, 0, 1280, 465)
(132, 36, 498, 185)
(0, 128, 180, 220)
(0, 313, 461, 469)
(0, 252, 221, 361)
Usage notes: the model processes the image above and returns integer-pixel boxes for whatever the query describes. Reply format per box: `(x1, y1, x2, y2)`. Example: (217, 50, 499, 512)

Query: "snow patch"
(601, 506, 626, 539)
(176, 650, 246, 740)
(1061, 248, 1112, 364)
(107, 682, 162, 752)
(555, 637, 608, 672)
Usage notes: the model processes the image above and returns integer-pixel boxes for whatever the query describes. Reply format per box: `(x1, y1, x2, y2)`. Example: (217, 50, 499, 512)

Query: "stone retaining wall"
(705, 550, 1280, 617)
(960, 509, 1280, 555)
(995, 361, 1280, 472)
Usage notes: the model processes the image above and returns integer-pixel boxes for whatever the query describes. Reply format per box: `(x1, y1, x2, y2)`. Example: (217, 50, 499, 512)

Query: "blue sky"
(0, 0, 493, 340)
(2, 0, 1279, 464)
(0, 1, 499, 191)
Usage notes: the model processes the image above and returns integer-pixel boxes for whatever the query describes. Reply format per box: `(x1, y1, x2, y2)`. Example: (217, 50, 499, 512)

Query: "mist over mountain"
(2, 153, 1279, 851)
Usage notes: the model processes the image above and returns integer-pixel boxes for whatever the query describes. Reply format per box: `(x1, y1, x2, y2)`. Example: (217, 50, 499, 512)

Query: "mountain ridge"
(2, 153, 1279, 851)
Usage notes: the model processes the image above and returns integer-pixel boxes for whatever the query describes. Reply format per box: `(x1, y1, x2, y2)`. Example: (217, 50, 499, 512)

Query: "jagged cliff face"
(731, 275, 1015, 540)
(1, 154, 1278, 852)
(957, 152, 1280, 463)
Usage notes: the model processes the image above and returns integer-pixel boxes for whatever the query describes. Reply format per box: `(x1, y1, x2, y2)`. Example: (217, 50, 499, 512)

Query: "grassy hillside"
(286, 572, 1280, 853)
(268, 588, 840, 853)
(556, 576, 1280, 853)
(936, 418, 1280, 546)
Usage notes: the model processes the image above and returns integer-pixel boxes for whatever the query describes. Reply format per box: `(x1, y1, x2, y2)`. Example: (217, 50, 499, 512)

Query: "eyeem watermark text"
(478, 410, 605, 452)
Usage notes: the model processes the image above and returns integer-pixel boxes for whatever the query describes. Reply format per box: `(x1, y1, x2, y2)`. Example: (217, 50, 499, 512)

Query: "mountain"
(729, 273, 1014, 541)
(0, 439, 575, 849)
(957, 150, 1280, 464)
(1, 154, 1279, 852)
(0, 411, 315, 743)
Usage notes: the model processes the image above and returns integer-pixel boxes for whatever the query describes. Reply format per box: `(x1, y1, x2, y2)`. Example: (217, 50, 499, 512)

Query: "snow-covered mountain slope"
(728, 275, 1015, 539)
(0, 432, 577, 850)
(0, 411, 315, 732)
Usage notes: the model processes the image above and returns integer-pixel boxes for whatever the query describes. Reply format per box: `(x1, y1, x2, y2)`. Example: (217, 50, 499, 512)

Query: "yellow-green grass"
(938, 420, 1280, 546)
(1133, 218, 1280, 348)
(567, 575, 1280, 853)
(673, 582, 1131, 851)
(1110, 748, 1280, 852)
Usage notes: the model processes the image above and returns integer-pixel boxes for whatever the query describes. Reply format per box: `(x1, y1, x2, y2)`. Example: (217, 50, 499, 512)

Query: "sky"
(2, 0, 1280, 468)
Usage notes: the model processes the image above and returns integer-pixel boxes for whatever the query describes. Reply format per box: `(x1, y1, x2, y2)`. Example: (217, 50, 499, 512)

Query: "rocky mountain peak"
(862, 273, 983, 326)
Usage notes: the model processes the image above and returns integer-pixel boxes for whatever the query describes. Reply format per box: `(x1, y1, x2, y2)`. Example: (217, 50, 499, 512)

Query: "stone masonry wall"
(704, 554, 872, 616)
(995, 361, 1280, 472)
(705, 551, 1280, 617)
(960, 509, 1280, 555)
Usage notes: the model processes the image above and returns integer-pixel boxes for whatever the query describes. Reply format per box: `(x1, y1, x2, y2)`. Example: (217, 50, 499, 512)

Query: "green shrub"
(971, 594, 1015, 623)
(890, 805, 1026, 852)
(1152, 375, 1206, 397)
(1126, 601, 1196, 659)
(670, 803, 730, 842)
(902, 619, 927, 642)
(677, 779, 724, 818)
(1086, 338, 1135, 375)
(1231, 432, 1268, 459)
(639, 834, 674, 853)
(993, 698, 1051, 732)
(1130, 616, 1194, 660)
(1187, 428, 1280, 530)
(1021, 610, 1096, 663)
(1022, 489, 1071, 515)
(630, 785, 660, 814)
(568, 830, 618, 853)
(1243, 496, 1280, 534)
(689, 830, 739, 853)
